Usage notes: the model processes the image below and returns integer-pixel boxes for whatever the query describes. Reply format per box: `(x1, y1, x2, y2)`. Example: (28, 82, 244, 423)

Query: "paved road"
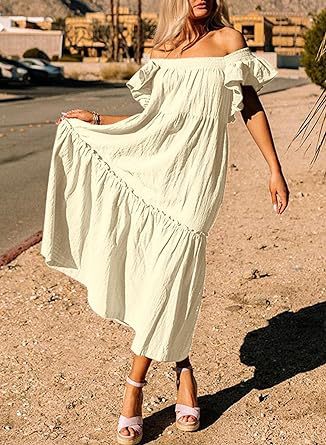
(0, 84, 143, 254)
(0, 76, 311, 255)
(0, 75, 309, 99)
(0, 79, 125, 99)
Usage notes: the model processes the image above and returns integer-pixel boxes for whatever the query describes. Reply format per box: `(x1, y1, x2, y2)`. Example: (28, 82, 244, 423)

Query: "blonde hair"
(150, 0, 233, 57)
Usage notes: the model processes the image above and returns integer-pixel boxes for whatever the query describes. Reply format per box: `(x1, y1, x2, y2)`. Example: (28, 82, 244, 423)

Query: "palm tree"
(287, 31, 325, 168)
(110, 0, 115, 60)
(136, 0, 143, 64)
(316, 32, 326, 62)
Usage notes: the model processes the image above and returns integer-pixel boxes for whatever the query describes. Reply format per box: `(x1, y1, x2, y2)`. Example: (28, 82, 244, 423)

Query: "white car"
(20, 58, 63, 80)
(0, 61, 29, 82)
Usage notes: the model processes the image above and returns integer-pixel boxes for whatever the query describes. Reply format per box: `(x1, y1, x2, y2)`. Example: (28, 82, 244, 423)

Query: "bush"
(23, 48, 50, 61)
(100, 63, 139, 80)
(301, 9, 326, 87)
(59, 54, 83, 62)
(67, 70, 81, 80)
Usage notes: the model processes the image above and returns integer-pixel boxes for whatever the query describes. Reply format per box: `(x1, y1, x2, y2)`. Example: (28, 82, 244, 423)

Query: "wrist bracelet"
(91, 111, 101, 125)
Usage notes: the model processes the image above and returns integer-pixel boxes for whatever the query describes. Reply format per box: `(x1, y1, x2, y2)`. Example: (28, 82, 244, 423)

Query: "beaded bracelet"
(91, 111, 101, 125)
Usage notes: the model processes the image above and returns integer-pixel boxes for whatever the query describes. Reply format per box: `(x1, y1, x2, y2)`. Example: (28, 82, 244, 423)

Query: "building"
(0, 15, 54, 31)
(64, 7, 158, 60)
(230, 12, 274, 51)
(230, 11, 313, 68)
(266, 13, 313, 56)
(0, 16, 63, 58)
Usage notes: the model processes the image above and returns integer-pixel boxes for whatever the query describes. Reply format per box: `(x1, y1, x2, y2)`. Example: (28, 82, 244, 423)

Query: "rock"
(258, 393, 269, 402)
(224, 304, 242, 312)
(243, 268, 271, 280)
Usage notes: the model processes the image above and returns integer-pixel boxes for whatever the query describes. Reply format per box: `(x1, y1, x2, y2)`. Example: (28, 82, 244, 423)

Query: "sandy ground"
(0, 82, 325, 445)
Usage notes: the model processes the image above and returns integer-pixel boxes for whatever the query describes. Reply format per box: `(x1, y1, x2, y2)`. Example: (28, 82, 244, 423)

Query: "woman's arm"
(221, 28, 290, 215)
(55, 109, 130, 125)
(240, 86, 289, 214)
(241, 87, 282, 174)
(100, 114, 130, 124)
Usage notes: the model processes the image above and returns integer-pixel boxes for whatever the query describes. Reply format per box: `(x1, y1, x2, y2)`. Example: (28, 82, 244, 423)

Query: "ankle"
(175, 357, 191, 368)
(128, 374, 147, 384)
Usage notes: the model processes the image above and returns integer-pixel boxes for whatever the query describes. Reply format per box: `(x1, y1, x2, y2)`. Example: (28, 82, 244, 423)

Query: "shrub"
(59, 54, 83, 62)
(23, 48, 50, 61)
(301, 9, 326, 87)
(100, 63, 139, 80)
(67, 71, 80, 80)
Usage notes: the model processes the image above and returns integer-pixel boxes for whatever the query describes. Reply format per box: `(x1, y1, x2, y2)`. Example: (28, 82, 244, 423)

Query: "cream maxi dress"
(40, 47, 278, 362)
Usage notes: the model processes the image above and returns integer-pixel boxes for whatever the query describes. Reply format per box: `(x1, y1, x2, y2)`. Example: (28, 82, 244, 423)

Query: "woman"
(42, 0, 289, 443)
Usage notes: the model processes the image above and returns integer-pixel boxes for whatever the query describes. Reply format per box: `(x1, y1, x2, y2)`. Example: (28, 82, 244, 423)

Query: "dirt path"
(0, 82, 325, 445)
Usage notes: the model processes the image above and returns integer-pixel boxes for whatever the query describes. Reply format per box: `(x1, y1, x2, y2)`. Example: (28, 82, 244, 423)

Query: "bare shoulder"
(210, 26, 248, 55)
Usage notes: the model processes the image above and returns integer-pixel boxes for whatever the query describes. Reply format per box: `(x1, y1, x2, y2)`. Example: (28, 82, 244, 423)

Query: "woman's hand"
(55, 109, 95, 125)
(269, 170, 290, 214)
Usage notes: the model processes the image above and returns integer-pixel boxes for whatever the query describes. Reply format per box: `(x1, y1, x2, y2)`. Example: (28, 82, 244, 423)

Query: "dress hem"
(40, 245, 198, 363)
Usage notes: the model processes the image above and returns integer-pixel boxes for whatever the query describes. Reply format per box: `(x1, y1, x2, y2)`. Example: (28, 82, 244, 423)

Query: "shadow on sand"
(142, 302, 326, 442)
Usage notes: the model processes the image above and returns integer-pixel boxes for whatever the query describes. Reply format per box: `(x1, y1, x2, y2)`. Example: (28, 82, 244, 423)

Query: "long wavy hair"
(150, 0, 233, 57)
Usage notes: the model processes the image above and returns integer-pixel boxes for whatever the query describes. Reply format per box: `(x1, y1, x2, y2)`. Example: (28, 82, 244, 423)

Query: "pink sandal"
(172, 365, 200, 432)
(116, 376, 147, 445)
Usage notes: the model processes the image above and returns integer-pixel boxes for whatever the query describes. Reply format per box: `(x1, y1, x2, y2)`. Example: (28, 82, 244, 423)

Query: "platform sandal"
(172, 365, 200, 432)
(117, 376, 147, 445)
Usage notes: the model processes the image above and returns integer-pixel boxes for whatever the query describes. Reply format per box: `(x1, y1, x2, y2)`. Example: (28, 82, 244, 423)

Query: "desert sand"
(0, 82, 325, 445)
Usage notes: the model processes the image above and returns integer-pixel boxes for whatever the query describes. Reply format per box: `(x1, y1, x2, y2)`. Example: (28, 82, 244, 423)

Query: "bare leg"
(175, 356, 198, 423)
(119, 354, 152, 437)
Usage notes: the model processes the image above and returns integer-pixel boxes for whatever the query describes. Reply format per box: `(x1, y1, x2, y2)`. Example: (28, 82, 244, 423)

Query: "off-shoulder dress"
(40, 47, 278, 361)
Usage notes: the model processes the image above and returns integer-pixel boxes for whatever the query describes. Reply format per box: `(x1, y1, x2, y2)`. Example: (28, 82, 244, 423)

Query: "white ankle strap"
(126, 376, 147, 387)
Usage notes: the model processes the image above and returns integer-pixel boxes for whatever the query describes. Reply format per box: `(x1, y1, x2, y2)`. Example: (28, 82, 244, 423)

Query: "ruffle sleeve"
(224, 51, 278, 123)
(126, 59, 160, 110)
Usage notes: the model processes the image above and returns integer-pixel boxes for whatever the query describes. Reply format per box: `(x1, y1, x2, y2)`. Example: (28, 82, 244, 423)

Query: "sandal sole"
(176, 420, 200, 432)
(116, 432, 143, 445)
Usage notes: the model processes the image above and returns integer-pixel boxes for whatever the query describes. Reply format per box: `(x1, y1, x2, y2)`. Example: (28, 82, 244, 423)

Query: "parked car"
(0, 56, 47, 83)
(19, 58, 64, 80)
(0, 60, 29, 83)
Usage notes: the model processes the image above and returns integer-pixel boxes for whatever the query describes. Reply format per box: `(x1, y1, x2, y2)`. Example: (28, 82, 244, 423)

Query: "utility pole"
(136, 0, 142, 63)
(114, 0, 120, 61)
(110, 0, 115, 60)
